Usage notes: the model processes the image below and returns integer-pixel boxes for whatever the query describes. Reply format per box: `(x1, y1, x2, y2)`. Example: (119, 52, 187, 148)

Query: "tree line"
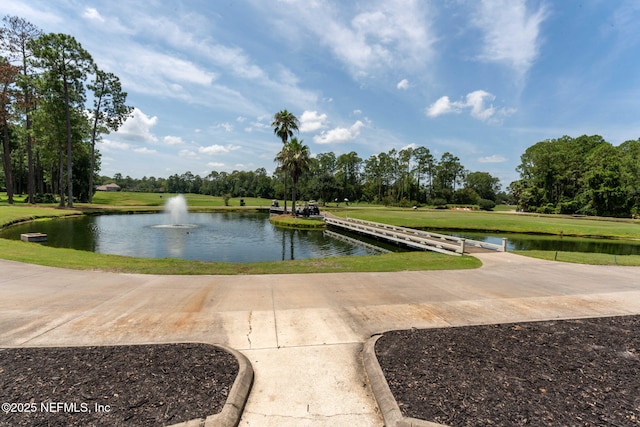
(510, 134, 640, 217)
(105, 131, 640, 219)
(0, 15, 132, 207)
(104, 109, 506, 211)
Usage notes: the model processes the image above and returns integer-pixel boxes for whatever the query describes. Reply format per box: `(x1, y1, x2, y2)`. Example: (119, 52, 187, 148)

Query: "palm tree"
(275, 137, 311, 216)
(271, 109, 299, 212)
(271, 109, 299, 144)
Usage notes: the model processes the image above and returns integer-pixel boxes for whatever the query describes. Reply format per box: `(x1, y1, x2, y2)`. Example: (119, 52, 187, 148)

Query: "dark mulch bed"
(376, 315, 640, 427)
(0, 343, 238, 427)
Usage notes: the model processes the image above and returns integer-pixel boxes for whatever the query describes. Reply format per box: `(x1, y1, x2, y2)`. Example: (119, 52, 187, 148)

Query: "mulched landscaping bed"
(0, 343, 238, 427)
(376, 315, 640, 427)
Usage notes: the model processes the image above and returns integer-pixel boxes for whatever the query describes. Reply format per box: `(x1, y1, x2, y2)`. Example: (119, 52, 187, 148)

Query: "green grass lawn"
(0, 205, 81, 227)
(513, 250, 640, 266)
(268, 214, 326, 229)
(0, 237, 480, 274)
(88, 191, 274, 208)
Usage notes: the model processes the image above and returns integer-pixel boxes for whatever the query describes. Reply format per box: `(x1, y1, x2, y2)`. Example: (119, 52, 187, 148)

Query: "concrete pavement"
(1, 252, 640, 425)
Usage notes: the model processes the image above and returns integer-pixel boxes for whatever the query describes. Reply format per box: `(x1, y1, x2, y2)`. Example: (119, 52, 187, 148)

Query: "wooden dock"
(324, 215, 506, 256)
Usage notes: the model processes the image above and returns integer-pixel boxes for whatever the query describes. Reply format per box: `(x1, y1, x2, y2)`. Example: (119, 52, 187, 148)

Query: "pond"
(446, 231, 640, 256)
(0, 212, 394, 263)
(3, 211, 639, 262)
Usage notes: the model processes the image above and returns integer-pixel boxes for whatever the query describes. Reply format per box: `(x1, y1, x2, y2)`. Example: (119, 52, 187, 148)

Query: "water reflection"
(4, 213, 639, 261)
(0, 212, 384, 262)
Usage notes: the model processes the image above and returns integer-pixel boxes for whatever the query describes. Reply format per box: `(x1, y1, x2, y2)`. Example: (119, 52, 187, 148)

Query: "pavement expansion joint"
(246, 310, 253, 349)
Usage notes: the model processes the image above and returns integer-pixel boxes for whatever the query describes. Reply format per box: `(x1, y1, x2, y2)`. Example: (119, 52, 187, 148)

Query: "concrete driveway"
(1, 252, 640, 425)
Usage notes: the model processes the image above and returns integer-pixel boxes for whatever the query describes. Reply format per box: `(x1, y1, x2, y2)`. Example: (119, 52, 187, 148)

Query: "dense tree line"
(99, 111, 506, 209)
(509, 135, 640, 217)
(103, 145, 506, 209)
(0, 15, 131, 206)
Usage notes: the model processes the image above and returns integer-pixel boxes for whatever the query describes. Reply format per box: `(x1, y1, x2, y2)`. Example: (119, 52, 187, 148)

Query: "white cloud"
(426, 96, 460, 117)
(299, 110, 329, 132)
(397, 79, 410, 90)
(83, 8, 105, 22)
(115, 108, 159, 143)
(266, 1, 436, 81)
(133, 147, 157, 154)
(163, 135, 185, 145)
(426, 90, 516, 123)
(478, 155, 507, 163)
(313, 120, 365, 144)
(207, 162, 225, 169)
(209, 122, 234, 132)
(401, 143, 417, 151)
(466, 90, 496, 121)
(472, 0, 548, 75)
(243, 118, 271, 133)
(198, 144, 241, 155)
(0, 0, 64, 27)
(179, 149, 199, 158)
(98, 139, 130, 151)
(130, 48, 217, 87)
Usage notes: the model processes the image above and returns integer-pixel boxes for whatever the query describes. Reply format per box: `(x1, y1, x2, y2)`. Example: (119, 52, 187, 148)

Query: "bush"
(34, 193, 57, 204)
(397, 198, 417, 208)
(381, 196, 395, 206)
(431, 198, 448, 209)
(478, 199, 496, 211)
(558, 200, 579, 214)
(536, 204, 556, 214)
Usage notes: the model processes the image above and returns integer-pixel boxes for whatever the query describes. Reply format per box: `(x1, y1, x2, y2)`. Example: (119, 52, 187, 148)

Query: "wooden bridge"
(323, 215, 506, 256)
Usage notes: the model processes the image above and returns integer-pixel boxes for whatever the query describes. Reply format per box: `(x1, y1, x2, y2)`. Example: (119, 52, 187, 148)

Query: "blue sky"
(3, 1, 640, 187)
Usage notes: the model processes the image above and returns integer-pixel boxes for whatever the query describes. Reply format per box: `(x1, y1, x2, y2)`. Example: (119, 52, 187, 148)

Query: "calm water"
(4, 213, 640, 261)
(446, 231, 640, 256)
(0, 212, 387, 262)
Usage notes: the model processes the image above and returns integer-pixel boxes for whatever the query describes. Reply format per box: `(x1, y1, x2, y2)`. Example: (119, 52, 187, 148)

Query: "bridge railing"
(324, 216, 506, 255)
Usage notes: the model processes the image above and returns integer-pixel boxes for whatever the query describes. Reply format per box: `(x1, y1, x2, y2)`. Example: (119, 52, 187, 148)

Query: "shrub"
(381, 196, 395, 206)
(431, 198, 448, 209)
(478, 198, 496, 211)
(558, 200, 579, 214)
(536, 204, 556, 214)
(34, 193, 57, 204)
(397, 198, 417, 208)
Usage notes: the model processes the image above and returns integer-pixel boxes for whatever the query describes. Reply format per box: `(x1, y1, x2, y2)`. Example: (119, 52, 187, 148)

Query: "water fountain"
(166, 194, 188, 225)
(154, 195, 198, 228)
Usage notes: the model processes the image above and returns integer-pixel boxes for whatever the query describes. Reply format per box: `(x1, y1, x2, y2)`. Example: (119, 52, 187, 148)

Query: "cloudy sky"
(3, 1, 640, 187)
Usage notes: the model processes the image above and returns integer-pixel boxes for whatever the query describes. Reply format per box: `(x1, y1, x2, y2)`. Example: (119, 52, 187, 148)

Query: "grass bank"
(0, 205, 81, 227)
(0, 238, 480, 274)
